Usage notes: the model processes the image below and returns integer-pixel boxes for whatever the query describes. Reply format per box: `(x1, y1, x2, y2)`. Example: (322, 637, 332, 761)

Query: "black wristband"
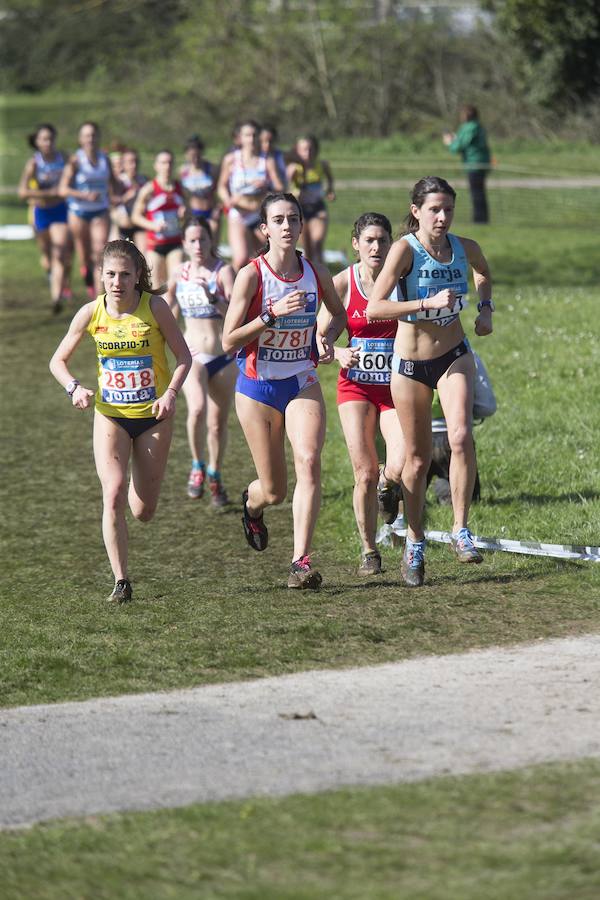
(259, 310, 277, 327)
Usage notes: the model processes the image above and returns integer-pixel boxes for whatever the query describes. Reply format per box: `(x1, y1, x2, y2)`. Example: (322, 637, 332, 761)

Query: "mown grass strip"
(2, 760, 600, 900)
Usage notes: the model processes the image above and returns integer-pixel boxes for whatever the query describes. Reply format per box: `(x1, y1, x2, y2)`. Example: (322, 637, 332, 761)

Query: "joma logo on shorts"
(403, 361, 415, 376)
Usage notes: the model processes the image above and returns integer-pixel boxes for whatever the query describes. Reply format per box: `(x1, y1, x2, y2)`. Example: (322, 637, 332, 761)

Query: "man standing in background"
(443, 104, 491, 224)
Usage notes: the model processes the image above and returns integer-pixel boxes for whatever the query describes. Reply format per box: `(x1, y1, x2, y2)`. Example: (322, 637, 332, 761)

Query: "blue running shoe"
(401, 539, 425, 587)
(450, 527, 483, 563)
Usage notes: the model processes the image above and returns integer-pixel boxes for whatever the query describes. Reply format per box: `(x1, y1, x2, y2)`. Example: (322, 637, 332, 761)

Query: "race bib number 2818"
(100, 355, 156, 404)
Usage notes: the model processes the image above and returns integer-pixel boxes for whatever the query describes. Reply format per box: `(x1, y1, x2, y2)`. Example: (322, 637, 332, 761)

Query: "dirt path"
(3, 176, 600, 201)
(2, 634, 599, 829)
(335, 176, 600, 190)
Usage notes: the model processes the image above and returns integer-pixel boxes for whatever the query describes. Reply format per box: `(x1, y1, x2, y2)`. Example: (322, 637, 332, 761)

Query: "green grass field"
(1, 123, 599, 896)
(1, 177, 599, 709)
(3, 760, 600, 900)
(3, 90, 600, 185)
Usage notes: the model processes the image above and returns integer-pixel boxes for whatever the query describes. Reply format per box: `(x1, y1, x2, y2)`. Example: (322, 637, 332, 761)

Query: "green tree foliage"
(0, 0, 184, 92)
(485, 0, 600, 107)
(1, 0, 517, 141)
(105, 0, 511, 143)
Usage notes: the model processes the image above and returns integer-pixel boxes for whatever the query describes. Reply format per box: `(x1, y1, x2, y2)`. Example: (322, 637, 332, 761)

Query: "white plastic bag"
(472, 351, 497, 419)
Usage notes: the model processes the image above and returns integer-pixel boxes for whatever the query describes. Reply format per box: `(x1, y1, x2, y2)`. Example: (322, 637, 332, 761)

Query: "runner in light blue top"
(367, 176, 494, 587)
(179, 135, 220, 242)
(59, 122, 121, 298)
(18, 123, 72, 312)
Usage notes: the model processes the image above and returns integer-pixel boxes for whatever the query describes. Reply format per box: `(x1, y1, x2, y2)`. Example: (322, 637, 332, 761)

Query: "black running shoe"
(242, 490, 268, 551)
(107, 579, 132, 604)
(377, 467, 402, 525)
(287, 556, 322, 590)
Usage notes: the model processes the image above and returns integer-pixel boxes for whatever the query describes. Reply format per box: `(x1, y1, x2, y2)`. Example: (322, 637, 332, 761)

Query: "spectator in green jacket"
(443, 105, 491, 224)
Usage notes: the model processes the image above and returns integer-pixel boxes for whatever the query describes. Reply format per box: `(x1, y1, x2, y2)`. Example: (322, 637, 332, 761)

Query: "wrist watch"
(477, 299, 495, 312)
(65, 379, 80, 396)
(259, 309, 277, 327)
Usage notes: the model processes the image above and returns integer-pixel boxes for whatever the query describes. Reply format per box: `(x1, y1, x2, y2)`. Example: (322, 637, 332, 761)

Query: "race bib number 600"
(347, 337, 393, 384)
(155, 210, 180, 237)
(101, 355, 156, 404)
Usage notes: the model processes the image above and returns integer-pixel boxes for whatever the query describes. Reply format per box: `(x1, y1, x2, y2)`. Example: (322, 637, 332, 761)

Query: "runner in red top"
(132, 149, 188, 287)
(317, 212, 405, 577)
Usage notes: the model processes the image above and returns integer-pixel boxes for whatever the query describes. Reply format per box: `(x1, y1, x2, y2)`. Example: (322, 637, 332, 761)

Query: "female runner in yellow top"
(287, 134, 335, 265)
(50, 240, 191, 603)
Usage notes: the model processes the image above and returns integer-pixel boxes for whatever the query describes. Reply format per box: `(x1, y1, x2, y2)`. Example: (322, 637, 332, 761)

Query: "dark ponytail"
(28, 123, 57, 150)
(351, 211, 392, 243)
(402, 176, 456, 234)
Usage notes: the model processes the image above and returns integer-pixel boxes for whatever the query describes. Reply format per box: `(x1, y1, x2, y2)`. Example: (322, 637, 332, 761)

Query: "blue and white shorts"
(236, 369, 319, 414)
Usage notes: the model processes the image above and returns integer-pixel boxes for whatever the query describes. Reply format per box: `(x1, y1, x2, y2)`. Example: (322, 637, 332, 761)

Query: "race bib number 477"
(100, 355, 156, 404)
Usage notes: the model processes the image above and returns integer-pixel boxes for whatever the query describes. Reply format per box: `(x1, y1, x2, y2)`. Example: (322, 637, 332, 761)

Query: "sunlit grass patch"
(0, 186, 599, 708)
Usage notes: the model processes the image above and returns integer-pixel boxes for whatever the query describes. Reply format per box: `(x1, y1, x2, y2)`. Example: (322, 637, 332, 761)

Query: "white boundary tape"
(426, 530, 600, 563)
(376, 522, 600, 563)
(0, 224, 34, 241)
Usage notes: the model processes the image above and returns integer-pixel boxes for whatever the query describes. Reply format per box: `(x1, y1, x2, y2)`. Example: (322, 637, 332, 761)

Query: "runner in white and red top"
(217, 120, 283, 271)
(235, 251, 321, 383)
(131, 150, 187, 287)
(222, 193, 346, 590)
(166, 217, 236, 508)
(317, 212, 405, 577)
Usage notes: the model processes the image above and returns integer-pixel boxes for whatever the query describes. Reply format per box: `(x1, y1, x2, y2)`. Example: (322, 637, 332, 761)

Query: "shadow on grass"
(486, 490, 600, 506)
(316, 556, 565, 593)
(319, 578, 402, 594)
(429, 569, 558, 588)
(210, 504, 240, 518)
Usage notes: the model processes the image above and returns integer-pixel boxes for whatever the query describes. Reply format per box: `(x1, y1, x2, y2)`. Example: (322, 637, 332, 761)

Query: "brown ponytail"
(101, 240, 164, 294)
